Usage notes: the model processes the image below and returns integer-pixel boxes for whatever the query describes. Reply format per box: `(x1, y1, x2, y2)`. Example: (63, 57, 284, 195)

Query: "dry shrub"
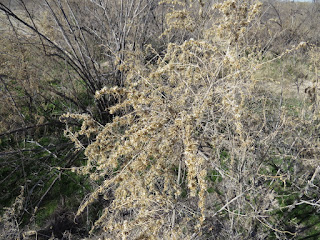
(0, 1, 170, 237)
(59, 0, 320, 239)
(258, 0, 320, 54)
(1, 0, 166, 123)
(0, 20, 88, 133)
(0, 187, 24, 240)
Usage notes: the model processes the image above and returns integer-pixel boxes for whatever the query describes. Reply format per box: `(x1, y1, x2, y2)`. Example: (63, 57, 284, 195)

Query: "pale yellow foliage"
(61, 0, 316, 239)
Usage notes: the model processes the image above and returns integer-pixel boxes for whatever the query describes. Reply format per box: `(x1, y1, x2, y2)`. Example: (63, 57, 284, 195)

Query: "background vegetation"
(1, 0, 320, 239)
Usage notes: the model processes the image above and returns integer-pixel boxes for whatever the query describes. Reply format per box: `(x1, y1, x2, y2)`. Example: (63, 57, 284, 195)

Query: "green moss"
(180, 188, 188, 198)
(35, 199, 59, 226)
(207, 187, 214, 193)
(207, 170, 222, 183)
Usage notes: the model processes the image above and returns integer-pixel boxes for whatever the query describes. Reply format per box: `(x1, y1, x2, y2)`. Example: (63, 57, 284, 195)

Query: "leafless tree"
(0, 0, 165, 122)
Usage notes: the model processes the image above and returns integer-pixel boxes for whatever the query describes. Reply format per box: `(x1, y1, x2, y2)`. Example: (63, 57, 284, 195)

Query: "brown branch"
(0, 122, 64, 138)
(33, 173, 61, 216)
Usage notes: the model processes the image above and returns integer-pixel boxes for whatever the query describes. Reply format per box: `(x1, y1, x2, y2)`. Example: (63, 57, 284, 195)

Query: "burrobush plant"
(1, 0, 320, 239)
(61, 0, 320, 239)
